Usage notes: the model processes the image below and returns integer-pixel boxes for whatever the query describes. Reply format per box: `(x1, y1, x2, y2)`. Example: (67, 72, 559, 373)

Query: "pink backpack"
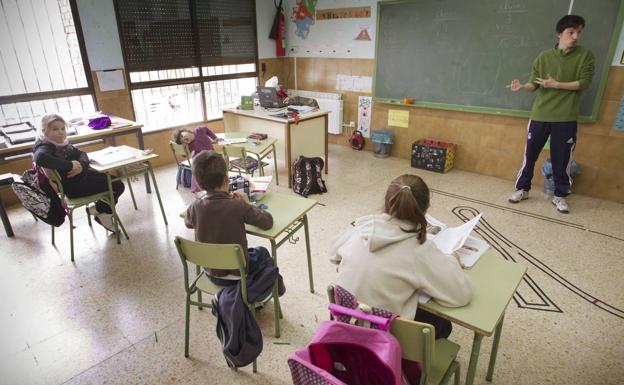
(288, 304, 402, 385)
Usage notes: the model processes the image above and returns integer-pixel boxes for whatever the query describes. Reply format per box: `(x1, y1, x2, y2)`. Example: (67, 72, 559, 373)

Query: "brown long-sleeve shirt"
(185, 191, 273, 277)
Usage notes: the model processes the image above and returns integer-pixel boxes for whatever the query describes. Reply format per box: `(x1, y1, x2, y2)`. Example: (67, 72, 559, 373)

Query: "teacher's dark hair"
(556, 15, 585, 33)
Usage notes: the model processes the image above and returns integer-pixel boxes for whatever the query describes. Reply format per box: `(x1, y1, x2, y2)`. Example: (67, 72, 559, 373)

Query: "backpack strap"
(328, 304, 396, 331)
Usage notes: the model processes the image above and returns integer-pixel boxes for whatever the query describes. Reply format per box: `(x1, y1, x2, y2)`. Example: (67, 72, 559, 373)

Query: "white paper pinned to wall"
(96, 69, 125, 92)
(336, 74, 372, 92)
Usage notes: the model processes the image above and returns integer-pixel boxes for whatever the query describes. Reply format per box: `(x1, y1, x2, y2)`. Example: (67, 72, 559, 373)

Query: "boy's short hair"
(556, 15, 585, 33)
(192, 150, 227, 191)
(172, 128, 192, 144)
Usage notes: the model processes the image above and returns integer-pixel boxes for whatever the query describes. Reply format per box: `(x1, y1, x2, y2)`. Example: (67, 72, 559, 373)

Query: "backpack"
(349, 130, 364, 150)
(292, 156, 327, 197)
(12, 167, 66, 227)
(288, 304, 403, 385)
(176, 165, 192, 188)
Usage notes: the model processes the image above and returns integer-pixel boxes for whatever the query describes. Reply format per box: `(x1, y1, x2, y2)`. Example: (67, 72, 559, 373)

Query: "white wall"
(76, 0, 124, 71)
(256, 0, 280, 59)
(284, 0, 377, 59)
(613, 21, 624, 66)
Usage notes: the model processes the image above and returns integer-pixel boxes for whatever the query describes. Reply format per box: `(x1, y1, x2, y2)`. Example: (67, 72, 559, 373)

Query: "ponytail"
(384, 175, 430, 244)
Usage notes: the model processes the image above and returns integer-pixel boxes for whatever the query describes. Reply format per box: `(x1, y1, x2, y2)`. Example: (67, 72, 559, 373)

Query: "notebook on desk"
(89, 146, 136, 166)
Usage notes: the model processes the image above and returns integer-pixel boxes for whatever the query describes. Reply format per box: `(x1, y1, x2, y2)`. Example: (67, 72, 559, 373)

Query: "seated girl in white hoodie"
(331, 174, 474, 338)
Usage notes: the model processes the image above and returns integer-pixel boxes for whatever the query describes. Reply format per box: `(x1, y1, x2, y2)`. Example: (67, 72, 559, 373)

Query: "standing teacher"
(507, 14, 594, 213)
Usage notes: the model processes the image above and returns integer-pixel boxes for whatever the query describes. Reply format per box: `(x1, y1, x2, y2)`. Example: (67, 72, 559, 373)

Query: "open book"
(426, 213, 489, 268)
(89, 146, 136, 166)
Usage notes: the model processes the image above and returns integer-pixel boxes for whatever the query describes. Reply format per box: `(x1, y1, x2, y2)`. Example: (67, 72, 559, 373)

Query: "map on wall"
(291, 0, 317, 40)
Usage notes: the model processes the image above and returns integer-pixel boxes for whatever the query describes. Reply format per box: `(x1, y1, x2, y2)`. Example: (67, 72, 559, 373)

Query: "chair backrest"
(223, 144, 246, 160)
(327, 284, 435, 385)
(174, 236, 249, 301)
(43, 168, 64, 198)
(169, 141, 192, 168)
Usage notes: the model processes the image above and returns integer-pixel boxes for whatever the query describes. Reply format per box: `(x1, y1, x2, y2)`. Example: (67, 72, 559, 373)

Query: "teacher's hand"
(535, 75, 558, 89)
(506, 79, 523, 92)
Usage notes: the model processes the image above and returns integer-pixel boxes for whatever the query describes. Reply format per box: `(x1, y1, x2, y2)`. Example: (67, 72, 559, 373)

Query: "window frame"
(113, 0, 260, 128)
(0, 0, 96, 109)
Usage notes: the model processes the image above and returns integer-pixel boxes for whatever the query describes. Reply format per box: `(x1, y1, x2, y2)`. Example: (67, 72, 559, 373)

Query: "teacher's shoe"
(508, 189, 528, 203)
(552, 197, 569, 214)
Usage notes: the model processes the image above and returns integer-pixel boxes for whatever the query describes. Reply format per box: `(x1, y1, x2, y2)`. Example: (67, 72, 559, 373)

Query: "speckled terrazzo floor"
(1, 144, 622, 385)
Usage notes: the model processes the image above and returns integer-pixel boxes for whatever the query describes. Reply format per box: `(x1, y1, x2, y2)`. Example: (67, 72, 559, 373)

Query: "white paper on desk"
(96, 70, 125, 92)
(432, 213, 482, 255)
(455, 236, 490, 268)
(89, 146, 135, 166)
(250, 176, 272, 192)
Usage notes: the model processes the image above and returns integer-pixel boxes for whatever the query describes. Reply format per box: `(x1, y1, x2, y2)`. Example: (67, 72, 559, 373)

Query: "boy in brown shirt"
(184, 151, 273, 285)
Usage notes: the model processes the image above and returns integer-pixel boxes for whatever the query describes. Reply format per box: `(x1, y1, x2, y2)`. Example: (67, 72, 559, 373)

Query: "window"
(115, 0, 258, 131)
(0, 0, 95, 126)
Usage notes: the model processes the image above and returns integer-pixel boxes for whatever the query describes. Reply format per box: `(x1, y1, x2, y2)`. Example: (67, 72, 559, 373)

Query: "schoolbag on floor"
(12, 167, 66, 227)
(288, 304, 403, 385)
(292, 156, 327, 197)
(176, 165, 192, 188)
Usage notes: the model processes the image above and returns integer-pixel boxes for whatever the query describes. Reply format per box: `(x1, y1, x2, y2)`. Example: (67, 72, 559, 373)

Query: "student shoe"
(552, 197, 569, 214)
(94, 213, 117, 232)
(508, 190, 528, 203)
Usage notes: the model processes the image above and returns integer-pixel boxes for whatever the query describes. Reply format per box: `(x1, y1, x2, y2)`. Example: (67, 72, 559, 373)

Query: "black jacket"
(32, 139, 90, 181)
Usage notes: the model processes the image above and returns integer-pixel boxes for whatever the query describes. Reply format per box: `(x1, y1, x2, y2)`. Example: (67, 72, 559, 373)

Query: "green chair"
(328, 284, 461, 385)
(169, 141, 192, 190)
(47, 169, 128, 262)
(174, 236, 282, 372)
(223, 145, 264, 177)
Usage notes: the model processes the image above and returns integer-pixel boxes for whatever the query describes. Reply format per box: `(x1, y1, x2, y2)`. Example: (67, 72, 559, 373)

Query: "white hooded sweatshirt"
(332, 213, 474, 319)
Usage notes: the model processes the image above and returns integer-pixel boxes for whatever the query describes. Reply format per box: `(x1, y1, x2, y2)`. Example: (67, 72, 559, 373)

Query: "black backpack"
(292, 156, 327, 197)
(12, 168, 66, 227)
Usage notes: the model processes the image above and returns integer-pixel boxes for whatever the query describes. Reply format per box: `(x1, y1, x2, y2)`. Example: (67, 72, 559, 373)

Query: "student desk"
(245, 192, 317, 294)
(215, 132, 279, 185)
(222, 109, 329, 187)
(0, 117, 152, 192)
(89, 145, 168, 243)
(420, 252, 527, 385)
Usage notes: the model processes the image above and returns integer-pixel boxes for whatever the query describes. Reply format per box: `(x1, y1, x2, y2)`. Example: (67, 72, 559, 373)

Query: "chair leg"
(51, 225, 55, 245)
(69, 211, 74, 262)
(250, 305, 258, 373)
(454, 363, 460, 385)
(273, 282, 281, 338)
(184, 296, 191, 357)
(123, 166, 138, 210)
(87, 208, 92, 227)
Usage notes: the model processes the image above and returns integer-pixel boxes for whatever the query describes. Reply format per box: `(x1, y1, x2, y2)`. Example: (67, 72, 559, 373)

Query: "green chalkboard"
(374, 0, 624, 121)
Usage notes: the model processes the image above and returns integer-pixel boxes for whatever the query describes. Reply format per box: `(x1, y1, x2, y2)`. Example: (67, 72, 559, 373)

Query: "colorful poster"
(291, 0, 317, 40)
(316, 7, 371, 20)
(388, 109, 409, 128)
(357, 96, 372, 138)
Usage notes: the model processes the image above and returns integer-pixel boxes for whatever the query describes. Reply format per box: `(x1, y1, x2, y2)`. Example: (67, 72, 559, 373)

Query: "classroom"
(0, 0, 623, 384)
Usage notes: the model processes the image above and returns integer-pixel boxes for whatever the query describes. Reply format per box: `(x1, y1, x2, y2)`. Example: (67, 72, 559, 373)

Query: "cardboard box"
(411, 139, 456, 173)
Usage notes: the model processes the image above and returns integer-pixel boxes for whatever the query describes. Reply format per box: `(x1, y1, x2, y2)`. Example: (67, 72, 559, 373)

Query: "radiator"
(288, 89, 343, 134)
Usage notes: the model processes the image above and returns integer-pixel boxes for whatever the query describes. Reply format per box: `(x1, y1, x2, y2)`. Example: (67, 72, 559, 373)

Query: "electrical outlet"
(290, 46, 299, 53)
(350, 121, 355, 127)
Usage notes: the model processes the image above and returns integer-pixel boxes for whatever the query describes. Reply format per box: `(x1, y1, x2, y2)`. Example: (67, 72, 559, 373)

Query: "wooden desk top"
(245, 191, 316, 240)
(419, 251, 527, 336)
(0, 117, 141, 157)
(223, 108, 329, 124)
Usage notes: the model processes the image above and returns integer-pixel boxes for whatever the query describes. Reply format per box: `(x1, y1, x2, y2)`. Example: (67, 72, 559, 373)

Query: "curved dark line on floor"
(432, 189, 624, 242)
(452, 206, 624, 320)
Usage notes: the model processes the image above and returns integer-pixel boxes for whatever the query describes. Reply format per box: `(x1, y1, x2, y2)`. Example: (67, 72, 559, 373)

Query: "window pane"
(129, 67, 198, 83)
(131, 83, 203, 131)
(0, 95, 95, 126)
(0, 0, 89, 96)
(201, 63, 256, 77)
(204, 77, 256, 120)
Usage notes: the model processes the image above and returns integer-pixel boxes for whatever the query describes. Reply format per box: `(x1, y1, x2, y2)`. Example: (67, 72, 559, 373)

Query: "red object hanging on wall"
(276, 7, 286, 56)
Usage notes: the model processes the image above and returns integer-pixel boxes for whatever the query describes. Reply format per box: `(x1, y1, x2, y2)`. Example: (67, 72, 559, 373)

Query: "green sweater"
(528, 45, 595, 122)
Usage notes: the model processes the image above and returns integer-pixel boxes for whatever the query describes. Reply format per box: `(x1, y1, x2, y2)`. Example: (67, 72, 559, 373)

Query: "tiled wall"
(259, 57, 624, 203)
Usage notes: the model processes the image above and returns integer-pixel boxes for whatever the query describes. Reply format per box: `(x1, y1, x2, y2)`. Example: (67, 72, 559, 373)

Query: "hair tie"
(401, 185, 411, 191)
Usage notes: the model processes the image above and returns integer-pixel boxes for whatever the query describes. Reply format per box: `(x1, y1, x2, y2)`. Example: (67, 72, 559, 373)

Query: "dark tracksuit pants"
(64, 170, 125, 214)
(515, 120, 577, 198)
